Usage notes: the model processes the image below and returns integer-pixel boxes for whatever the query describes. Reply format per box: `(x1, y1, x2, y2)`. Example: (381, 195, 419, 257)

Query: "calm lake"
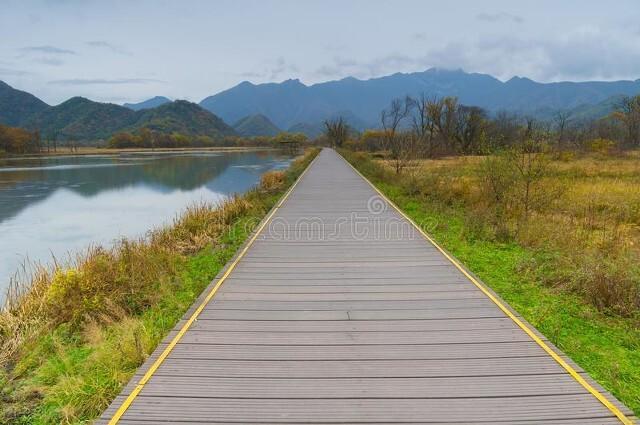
(0, 150, 291, 302)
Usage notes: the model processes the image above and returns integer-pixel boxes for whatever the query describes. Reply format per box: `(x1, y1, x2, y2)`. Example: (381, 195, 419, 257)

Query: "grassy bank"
(341, 149, 639, 415)
(0, 148, 319, 424)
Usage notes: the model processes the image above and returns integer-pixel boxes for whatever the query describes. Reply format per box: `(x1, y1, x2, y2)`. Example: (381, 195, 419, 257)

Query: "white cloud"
(86, 41, 130, 55)
(48, 78, 165, 85)
(20, 45, 76, 55)
(311, 24, 640, 83)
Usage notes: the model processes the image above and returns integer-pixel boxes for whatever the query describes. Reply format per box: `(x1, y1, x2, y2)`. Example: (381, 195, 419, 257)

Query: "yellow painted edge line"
(108, 151, 319, 424)
(337, 150, 634, 425)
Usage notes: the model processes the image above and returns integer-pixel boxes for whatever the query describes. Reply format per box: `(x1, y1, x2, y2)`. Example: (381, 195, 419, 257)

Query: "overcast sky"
(1, 0, 639, 105)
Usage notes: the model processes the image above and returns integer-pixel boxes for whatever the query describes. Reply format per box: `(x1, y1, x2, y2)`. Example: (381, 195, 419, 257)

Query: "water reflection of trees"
(0, 152, 290, 223)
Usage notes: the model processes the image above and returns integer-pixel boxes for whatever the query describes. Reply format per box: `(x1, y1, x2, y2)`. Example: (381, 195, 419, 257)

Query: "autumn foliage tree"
(612, 95, 640, 148)
(0, 124, 41, 154)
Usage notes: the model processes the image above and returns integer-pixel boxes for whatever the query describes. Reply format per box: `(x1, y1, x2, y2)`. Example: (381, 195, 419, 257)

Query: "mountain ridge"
(3, 68, 640, 141)
(124, 96, 172, 111)
(199, 68, 640, 129)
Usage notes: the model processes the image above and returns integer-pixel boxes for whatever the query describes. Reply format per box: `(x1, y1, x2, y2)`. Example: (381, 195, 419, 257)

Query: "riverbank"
(1, 145, 277, 159)
(340, 149, 639, 415)
(0, 148, 319, 424)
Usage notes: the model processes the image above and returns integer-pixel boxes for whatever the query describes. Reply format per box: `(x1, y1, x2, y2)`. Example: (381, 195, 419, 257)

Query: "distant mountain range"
(532, 94, 628, 122)
(2, 68, 639, 140)
(199, 68, 640, 130)
(124, 96, 171, 111)
(287, 122, 324, 139)
(232, 114, 281, 137)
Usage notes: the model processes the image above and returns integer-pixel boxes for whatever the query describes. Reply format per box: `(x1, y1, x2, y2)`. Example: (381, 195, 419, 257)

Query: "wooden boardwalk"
(100, 148, 635, 424)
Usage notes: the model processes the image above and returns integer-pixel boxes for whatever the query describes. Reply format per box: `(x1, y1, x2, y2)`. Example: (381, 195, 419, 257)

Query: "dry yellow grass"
(259, 170, 287, 191)
(378, 150, 640, 316)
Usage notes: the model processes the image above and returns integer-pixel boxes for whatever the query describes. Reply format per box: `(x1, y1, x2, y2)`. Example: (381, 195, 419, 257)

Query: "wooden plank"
(219, 283, 474, 293)
(106, 396, 620, 423)
(188, 317, 518, 332)
(141, 357, 575, 378)
(105, 420, 622, 425)
(173, 329, 538, 345)
(214, 291, 486, 301)
(155, 341, 550, 360)
(135, 375, 589, 398)
(208, 299, 497, 310)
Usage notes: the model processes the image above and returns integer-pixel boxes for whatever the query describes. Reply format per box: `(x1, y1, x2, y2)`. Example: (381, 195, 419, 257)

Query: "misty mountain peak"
(281, 78, 305, 87)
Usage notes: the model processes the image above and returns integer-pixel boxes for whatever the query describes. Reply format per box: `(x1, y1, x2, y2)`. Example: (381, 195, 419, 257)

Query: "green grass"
(346, 153, 640, 416)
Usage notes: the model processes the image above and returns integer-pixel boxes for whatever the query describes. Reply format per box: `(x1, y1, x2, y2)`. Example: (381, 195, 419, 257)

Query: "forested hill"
(0, 80, 50, 127)
(25, 97, 138, 140)
(0, 81, 235, 141)
(199, 68, 640, 129)
(232, 114, 281, 137)
(130, 100, 236, 137)
(24, 98, 236, 140)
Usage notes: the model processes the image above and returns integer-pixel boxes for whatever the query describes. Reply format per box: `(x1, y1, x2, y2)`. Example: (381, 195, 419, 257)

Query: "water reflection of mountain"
(0, 151, 290, 223)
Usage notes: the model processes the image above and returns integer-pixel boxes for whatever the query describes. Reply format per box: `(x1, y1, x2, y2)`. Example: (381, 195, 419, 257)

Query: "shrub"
(260, 170, 286, 191)
(588, 138, 617, 155)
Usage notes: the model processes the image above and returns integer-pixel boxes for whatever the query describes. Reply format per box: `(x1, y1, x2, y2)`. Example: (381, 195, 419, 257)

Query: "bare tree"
(408, 93, 438, 157)
(323, 117, 349, 148)
(553, 110, 573, 147)
(424, 96, 462, 153)
(487, 111, 520, 148)
(507, 140, 555, 232)
(381, 98, 411, 173)
(454, 105, 487, 154)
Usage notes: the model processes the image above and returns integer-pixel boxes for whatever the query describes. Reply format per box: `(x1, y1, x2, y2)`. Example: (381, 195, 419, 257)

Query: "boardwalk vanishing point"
(100, 148, 635, 424)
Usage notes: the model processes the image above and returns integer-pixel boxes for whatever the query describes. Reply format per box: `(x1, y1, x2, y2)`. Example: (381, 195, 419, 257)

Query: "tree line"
(1, 122, 310, 155)
(324, 93, 640, 171)
(107, 128, 308, 150)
